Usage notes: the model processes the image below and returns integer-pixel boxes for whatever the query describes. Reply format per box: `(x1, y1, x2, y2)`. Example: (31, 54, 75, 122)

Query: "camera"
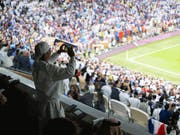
(54, 39, 78, 49)
(61, 45, 68, 52)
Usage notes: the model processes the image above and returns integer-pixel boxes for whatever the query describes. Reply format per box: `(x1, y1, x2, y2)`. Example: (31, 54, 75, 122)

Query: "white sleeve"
(47, 52, 59, 64)
(47, 56, 76, 81)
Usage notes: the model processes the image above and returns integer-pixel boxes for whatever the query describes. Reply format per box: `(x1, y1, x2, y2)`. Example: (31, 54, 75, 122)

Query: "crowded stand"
(0, 0, 180, 134)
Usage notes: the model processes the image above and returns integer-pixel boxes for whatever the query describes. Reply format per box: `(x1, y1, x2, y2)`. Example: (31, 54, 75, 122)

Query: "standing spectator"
(32, 41, 76, 121)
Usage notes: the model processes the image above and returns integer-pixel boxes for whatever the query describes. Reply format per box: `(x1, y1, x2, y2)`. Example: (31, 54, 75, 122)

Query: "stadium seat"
(103, 94, 111, 112)
(110, 99, 131, 122)
(92, 92, 111, 113)
(130, 107, 150, 128)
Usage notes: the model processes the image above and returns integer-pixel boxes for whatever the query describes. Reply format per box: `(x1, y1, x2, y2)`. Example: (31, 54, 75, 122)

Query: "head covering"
(35, 41, 50, 59)
(93, 118, 122, 135)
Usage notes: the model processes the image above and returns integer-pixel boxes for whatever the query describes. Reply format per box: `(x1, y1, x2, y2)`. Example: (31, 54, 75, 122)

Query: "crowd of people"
(0, 0, 179, 71)
(0, 0, 180, 134)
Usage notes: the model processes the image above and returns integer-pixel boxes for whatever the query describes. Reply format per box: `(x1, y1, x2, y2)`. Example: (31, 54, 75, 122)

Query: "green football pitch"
(104, 35, 180, 84)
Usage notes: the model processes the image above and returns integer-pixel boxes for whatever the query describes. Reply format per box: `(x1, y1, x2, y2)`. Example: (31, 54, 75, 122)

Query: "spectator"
(101, 84, 112, 99)
(139, 98, 150, 114)
(32, 41, 76, 121)
(18, 50, 32, 72)
(169, 103, 177, 117)
(94, 91, 106, 112)
(67, 84, 80, 101)
(94, 72, 106, 86)
(119, 90, 130, 107)
(92, 118, 122, 135)
(167, 108, 180, 134)
(0, 91, 7, 106)
(129, 91, 140, 108)
(79, 84, 94, 107)
(43, 117, 78, 135)
(152, 102, 163, 120)
(159, 103, 171, 124)
(12, 49, 20, 69)
(110, 80, 121, 101)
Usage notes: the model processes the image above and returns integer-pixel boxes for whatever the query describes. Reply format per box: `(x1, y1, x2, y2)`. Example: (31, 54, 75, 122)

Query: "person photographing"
(32, 41, 76, 121)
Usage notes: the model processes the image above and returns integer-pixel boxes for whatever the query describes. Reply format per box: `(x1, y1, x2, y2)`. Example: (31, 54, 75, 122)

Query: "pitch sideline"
(126, 44, 180, 78)
(130, 44, 180, 60)
(128, 59, 180, 77)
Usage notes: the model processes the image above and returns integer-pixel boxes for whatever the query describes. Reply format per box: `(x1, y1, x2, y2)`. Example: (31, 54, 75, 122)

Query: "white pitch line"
(130, 44, 180, 60)
(128, 59, 180, 77)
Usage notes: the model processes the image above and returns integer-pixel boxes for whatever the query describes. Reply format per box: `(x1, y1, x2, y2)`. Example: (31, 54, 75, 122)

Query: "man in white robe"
(32, 41, 76, 120)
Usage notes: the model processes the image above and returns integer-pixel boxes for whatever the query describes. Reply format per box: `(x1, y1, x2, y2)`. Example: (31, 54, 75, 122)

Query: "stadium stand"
(0, 67, 151, 135)
(0, 0, 180, 134)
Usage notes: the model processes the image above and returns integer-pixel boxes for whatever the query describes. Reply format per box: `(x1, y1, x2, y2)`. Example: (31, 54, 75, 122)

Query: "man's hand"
(57, 44, 67, 54)
(67, 46, 75, 57)
(57, 44, 75, 57)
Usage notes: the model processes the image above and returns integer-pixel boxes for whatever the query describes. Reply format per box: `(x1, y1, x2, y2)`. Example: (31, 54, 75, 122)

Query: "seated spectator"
(18, 50, 32, 72)
(43, 117, 78, 135)
(0, 39, 13, 67)
(12, 49, 20, 69)
(119, 90, 130, 107)
(67, 84, 80, 100)
(94, 92, 106, 112)
(168, 103, 177, 116)
(120, 77, 131, 92)
(139, 98, 150, 114)
(92, 118, 122, 135)
(129, 91, 140, 108)
(94, 72, 106, 86)
(79, 85, 93, 107)
(101, 84, 112, 98)
(166, 108, 180, 134)
(110, 80, 121, 101)
(159, 103, 171, 124)
(152, 102, 163, 120)
(0, 92, 7, 106)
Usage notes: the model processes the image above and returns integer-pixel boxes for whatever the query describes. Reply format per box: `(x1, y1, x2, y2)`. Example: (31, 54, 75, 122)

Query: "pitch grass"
(104, 35, 180, 85)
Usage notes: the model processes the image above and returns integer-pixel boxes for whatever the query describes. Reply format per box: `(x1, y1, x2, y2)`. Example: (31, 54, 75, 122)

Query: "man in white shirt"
(129, 92, 140, 108)
(119, 90, 130, 106)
